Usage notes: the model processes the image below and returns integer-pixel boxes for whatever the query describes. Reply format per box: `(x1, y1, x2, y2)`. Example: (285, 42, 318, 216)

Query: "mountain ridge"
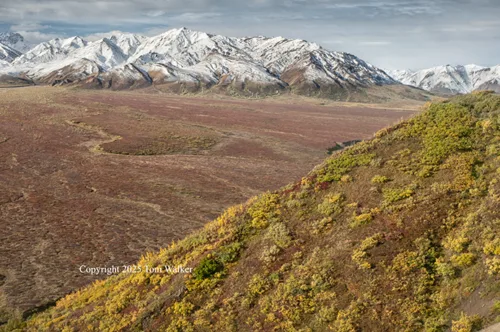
(387, 64, 500, 94)
(0, 28, 411, 100)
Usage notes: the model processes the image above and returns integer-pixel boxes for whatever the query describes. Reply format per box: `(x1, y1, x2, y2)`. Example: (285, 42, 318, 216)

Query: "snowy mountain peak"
(62, 36, 87, 48)
(12, 36, 88, 67)
(109, 33, 147, 57)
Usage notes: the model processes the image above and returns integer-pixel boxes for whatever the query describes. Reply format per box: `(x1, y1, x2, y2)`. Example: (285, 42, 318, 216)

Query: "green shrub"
(435, 258, 456, 279)
(317, 193, 344, 216)
(317, 151, 375, 183)
(217, 242, 243, 264)
(312, 217, 334, 234)
(493, 301, 500, 313)
(359, 233, 382, 251)
(193, 257, 224, 280)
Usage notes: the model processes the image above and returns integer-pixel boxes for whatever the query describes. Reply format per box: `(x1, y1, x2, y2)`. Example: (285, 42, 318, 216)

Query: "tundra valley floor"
(0, 87, 418, 320)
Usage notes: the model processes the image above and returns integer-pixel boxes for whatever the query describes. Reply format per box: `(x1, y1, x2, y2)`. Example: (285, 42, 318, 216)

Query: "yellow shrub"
(371, 175, 390, 184)
(483, 239, 500, 256)
(443, 234, 470, 253)
(390, 251, 421, 274)
(383, 187, 415, 204)
(451, 312, 482, 332)
(170, 300, 195, 316)
(247, 192, 281, 229)
(435, 258, 456, 279)
(359, 233, 382, 251)
(350, 213, 373, 228)
(450, 253, 476, 268)
(341, 175, 353, 182)
(486, 257, 500, 275)
(352, 233, 381, 269)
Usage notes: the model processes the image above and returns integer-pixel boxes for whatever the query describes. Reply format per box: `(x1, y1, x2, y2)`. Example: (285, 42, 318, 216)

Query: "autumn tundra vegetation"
(4, 91, 500, 331)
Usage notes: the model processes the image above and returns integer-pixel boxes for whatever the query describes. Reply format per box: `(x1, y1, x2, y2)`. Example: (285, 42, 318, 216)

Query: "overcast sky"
(0, 0, 499, 69)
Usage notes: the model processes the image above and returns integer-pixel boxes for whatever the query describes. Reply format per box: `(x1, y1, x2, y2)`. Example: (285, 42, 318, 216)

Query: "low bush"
(451, 312, 482, 332)
(317, 193, 344, 216)
(217, 242, 244, 264)
(383, 187, 414, 204)
(350, 212, 373, 228)
(193, 257, 224, 280)
(352, 233, 382, 270)
(371, 175, 390, 184)
(317, 151, 375, 183)
(450, 253, 476, 268)
(265, 223, 292, 248)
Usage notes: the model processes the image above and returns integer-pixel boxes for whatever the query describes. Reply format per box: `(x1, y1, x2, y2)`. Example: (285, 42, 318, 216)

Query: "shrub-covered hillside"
(11, 92, 500, 331)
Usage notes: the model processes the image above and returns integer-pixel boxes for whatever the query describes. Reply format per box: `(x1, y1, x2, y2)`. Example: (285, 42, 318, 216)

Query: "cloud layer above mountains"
(0, 0, 499, 69)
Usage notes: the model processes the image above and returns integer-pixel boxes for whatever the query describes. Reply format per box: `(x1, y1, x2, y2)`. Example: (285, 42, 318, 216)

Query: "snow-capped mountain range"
(387, 65, 500, 94)
(0, 28, 396, 94)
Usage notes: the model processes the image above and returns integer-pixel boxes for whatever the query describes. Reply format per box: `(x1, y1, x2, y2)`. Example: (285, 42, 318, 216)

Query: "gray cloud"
(1, 0, 499, 69)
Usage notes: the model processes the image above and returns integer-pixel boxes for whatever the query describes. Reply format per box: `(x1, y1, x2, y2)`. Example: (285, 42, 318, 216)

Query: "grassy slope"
(8, 92, 500, 331)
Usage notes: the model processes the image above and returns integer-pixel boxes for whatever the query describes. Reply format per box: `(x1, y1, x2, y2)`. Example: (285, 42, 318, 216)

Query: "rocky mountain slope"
(0, 28, 411, 99)
(0, 32, 31, 54)
(388, 65, 500, 95)
(6, 91, 499, 331)
(0, 43, 21, 63)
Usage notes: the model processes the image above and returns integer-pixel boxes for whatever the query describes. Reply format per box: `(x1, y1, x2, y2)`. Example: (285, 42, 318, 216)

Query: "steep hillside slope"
(8, 92, 500, 331)
(388, 65, 500, 95)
